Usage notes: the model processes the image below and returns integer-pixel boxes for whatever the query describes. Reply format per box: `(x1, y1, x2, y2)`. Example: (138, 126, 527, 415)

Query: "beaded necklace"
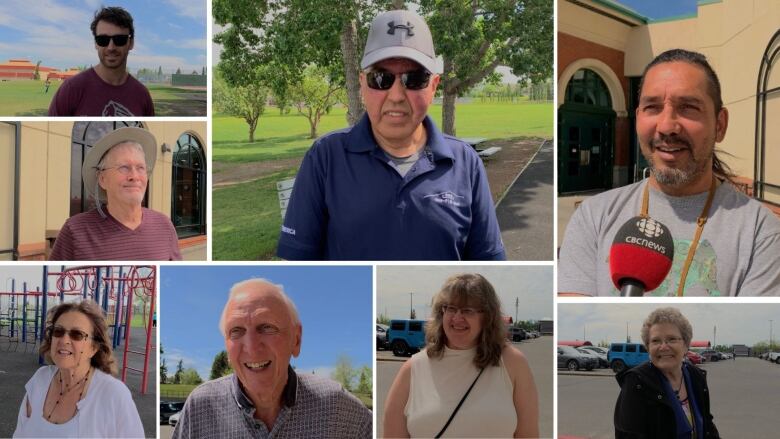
(46, 367, 92, 423)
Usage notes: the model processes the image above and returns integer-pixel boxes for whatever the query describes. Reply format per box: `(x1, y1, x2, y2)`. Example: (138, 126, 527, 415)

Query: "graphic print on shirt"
(102, 101, 134, 117)
(423, 191, 465, 207)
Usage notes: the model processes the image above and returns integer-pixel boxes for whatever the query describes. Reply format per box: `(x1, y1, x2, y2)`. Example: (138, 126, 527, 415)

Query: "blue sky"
(0, 0, 206, 73)
(377, 265, 553, 322)
(559, 303, 780, 347)
(614, 0, 698, 20)
(160, 265, 373, 383)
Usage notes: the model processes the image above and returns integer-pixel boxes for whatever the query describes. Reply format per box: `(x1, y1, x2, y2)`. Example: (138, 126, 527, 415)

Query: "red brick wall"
(559, 32, 632, 167)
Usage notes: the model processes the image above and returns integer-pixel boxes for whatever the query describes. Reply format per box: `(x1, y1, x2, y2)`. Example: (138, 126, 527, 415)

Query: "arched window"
(70, 121, 146, 215)
(754, 29, 780, 207)
(171, 133, 206, 237)
(565, 69, 612, 108)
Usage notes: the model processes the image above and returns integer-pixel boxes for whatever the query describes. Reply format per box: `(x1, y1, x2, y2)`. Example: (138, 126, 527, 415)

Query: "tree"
(180, 368, 203, 385)
(160, 357, 168, 384)
(213, 0, 390, 126)
(210, 350, 233, 380)
(175, 67, 182, 75)
(157, 66, 163, 77)
(202, 66, 206, 76)
(289, 64, 344, 138)
(173, 359, 184, 384)
(33, 60, 41, 80)
(213, 68, 269, 142)
(331, 354, 358, 391)
(356, 365, 372, 395)
(420, 0, 553, 135)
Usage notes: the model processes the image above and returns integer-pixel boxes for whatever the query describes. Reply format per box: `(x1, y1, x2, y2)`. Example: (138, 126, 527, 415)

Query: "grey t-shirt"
(558, 179, 780, 296)
(384, 149, 422, 178)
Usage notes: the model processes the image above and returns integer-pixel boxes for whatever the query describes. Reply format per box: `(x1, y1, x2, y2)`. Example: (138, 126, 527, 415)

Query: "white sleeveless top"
(405, 347, 517, 438)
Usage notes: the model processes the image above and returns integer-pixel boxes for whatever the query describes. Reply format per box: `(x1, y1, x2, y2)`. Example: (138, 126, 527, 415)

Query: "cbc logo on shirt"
(636, 218, 664, 238)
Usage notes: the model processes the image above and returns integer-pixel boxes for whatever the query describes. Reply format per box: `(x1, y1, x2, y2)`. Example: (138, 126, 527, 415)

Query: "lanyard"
(640, 177, 717, 296)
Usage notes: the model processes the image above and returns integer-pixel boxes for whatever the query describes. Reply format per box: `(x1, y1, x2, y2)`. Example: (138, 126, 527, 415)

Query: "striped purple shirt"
(50, 208, 182, 261)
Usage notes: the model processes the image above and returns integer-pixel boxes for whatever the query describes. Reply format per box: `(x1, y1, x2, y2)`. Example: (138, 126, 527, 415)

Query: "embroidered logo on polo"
(424, 191, 464, 207)
(281, 225, 296, 236)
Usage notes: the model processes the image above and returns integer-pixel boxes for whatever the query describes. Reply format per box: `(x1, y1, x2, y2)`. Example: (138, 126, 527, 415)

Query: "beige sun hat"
(82, 127, 158, 202)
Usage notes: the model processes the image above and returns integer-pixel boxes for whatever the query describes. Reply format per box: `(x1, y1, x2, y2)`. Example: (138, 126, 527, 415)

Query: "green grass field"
(213, 100, 552, 164)
(213, 169, 297, 260)
(0, 80, 205, 116)
(212, 100, 552, 260)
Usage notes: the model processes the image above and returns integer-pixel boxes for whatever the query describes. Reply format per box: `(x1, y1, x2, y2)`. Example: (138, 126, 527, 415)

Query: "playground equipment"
(0, 265, 156, 394)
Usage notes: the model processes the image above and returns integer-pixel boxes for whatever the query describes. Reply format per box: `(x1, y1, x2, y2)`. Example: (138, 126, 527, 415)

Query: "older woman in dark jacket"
(614, 307, 719, 439)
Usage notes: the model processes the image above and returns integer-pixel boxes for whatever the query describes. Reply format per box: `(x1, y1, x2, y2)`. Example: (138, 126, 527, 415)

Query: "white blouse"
(13, 365, 145, 438)
(405, 347, 517, 438)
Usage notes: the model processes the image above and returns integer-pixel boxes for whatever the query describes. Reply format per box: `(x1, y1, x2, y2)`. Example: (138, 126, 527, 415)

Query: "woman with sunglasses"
(13, 300, 144, 438)
(614, 307, 720, 438)
(383, 273, 539, 438)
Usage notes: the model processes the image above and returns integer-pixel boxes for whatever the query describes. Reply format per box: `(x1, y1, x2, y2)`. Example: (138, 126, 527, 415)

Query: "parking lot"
(376, 335, 553, 438)
(558, 357, 780, 438)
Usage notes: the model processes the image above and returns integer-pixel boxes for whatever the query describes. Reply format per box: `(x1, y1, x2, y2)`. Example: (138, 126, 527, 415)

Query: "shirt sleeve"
(171, 398, 193, 439)
(558, 203, 598, 295)
(49, 220, 74, 261)
(613, 374, 646, 438)
(47, 82, 71, 116)
(13, 393, 30, 437)
(114, 385, 145, 439)
(463, 155, 506, 260)
(738, 216, 780, 295)
(168, 221, 183, 261)
(276, 145, 328, 260)
(144, 88, 155, 116)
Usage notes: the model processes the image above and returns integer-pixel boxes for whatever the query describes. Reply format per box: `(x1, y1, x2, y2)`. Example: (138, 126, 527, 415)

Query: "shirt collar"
(232, 365, 299, 413)
(346, 113, 455, 162)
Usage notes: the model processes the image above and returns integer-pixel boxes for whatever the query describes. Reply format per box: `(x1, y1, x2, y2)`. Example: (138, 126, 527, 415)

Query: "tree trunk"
(310, 122, 317, 139)
(340, 17, 364, 126)
(441, 59, 457, 136)
(248, 120, 256, 143)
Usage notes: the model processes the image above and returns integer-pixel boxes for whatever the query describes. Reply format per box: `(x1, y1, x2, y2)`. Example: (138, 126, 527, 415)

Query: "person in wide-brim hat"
(82, 126, 157, 203)
(49, 126, 182, 261)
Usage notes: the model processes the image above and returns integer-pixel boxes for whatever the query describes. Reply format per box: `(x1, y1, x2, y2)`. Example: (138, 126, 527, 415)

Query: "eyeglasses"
(100, 164, 148, 176)
(649, 336, 683, 347)
(49, 326, 90, 342)
(441, 305, 482, 317)
(95, 34, 132, 47)
(365, 68, 432, 91)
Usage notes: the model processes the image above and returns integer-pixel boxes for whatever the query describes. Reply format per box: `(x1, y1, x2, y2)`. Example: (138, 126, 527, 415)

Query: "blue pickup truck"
(387, 319, 427, 356)
(607, 342, 649, 373)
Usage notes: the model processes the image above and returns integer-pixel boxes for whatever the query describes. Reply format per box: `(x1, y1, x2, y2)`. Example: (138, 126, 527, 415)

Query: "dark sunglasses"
(48, 325, 90, 342)
(365, 68, 431, 91)
(95, 34, 132, 47)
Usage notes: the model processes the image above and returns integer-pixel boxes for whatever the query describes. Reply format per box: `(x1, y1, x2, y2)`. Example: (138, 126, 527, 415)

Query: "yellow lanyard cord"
(640, 177, 717, 296)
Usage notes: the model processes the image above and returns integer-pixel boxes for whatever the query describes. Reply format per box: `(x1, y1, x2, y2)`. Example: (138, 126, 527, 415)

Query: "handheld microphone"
(609, 216, 674, 296)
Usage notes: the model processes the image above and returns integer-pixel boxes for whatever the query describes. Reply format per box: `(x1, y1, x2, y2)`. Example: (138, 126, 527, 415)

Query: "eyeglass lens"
(95, 35, 131, 47)
(366, 69, 431, 90)
(50, 326, 89, 341)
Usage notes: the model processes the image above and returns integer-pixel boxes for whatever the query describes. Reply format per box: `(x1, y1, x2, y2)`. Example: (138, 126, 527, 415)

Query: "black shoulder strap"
(435, 368, 485, 438)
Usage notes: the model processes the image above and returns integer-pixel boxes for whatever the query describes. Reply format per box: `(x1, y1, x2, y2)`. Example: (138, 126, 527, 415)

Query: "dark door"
(558, 106, 614, 193)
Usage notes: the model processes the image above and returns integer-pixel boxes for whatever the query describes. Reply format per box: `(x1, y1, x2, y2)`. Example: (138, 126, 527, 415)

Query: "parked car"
(168, 410, 181, 427)
(720, 352, 732, 360)
(699, 350, 721, 362)
(160, 401, 184, 424)
(558, 345, 597, 371)
(768, 352, 780, 363)
(507, 327, 527, 342)
(580, 346, 609, 368)
(686, 351, 703, 365)
(376, 324, 389, 350)
(607, 342, 649, 373)
(387, 319, 427, 357)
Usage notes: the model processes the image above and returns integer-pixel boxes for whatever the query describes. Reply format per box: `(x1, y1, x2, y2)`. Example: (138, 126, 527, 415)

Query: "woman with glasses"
(383, 273, 539, 438)
(614, 307, 720, 438)
(13, 300, 144, 438)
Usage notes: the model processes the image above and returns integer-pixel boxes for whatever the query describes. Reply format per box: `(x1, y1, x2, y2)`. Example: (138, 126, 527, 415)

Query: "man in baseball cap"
(277, 9, 505, 260)
(50, 126, 182, 260)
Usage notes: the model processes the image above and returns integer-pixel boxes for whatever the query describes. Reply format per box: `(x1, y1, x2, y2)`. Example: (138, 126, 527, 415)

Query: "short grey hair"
(218, 278, 301, 337)
(97, 141, 145, 170)
(641, 307, 693, 348)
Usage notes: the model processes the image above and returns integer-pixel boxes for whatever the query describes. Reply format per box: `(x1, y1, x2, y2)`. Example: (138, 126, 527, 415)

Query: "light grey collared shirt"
(172, 367, 372, 438)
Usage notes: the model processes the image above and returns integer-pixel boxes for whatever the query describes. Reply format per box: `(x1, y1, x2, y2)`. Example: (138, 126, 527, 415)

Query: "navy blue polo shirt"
(276, 114, 505, 260)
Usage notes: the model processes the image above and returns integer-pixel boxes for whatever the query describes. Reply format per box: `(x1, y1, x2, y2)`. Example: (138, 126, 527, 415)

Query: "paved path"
(496, 140, 554, 261)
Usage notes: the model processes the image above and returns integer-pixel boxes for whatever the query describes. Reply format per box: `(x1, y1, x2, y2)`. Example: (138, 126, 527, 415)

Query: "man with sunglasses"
(277, 9, 505, 260)
(48, 6, 154, 116)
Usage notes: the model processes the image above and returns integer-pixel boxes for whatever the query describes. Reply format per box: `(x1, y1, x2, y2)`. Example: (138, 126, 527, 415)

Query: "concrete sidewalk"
(496, 140, 554, 261)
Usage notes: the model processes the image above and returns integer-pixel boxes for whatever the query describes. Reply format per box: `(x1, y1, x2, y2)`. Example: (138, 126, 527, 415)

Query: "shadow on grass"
(154, 99, 206, 116)
(15, 108, 48, 116)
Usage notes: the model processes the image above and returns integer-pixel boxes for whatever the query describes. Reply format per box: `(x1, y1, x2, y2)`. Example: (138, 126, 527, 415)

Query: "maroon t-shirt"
(48, 68, 155, 116)
(50, 208, 182, 261)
